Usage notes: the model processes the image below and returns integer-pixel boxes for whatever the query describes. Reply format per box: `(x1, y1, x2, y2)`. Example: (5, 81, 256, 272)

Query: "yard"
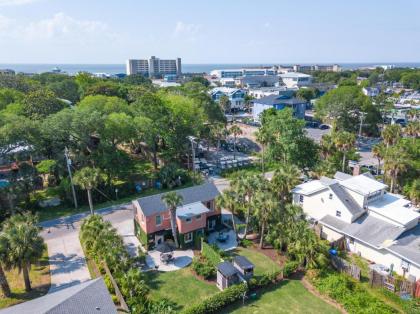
(230, 247, 281, 276)
(144, 267, 219, 311)
(221, 280, 341, 314)
(0, 247, 50, 309)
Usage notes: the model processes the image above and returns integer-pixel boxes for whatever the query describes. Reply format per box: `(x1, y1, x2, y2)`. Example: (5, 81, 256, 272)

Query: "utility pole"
(64, 147, 78, 209)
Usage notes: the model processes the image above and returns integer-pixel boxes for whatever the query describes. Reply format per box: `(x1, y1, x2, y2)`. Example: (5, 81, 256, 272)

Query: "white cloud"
(173, 21, 201, 41)
(0, 0, 40, 6)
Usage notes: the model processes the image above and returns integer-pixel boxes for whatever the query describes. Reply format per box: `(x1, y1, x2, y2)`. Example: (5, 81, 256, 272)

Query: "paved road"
(40, 204, 135, 293)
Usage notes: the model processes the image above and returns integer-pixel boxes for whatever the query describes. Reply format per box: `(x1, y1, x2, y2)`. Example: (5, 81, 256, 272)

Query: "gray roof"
(252, 94, 307, 106)
(234, 256, 254, 270)
(334, 171, 352, 181)
(320, 214, 405, 248)
(0, 278, 116, 314)
(134, 182, 220, 216)
(329, 183, 364, 218)
(176, 202, 210, 219)
(388, 224, 420, 267)
(217, 261, 238, 277)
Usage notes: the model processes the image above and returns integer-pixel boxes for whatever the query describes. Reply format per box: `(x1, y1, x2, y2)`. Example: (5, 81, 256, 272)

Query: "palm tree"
(255, 130, 268, 173)
(229, 124, 243, 160)
(254, 192, 278, 249)
(216, 191, 238, 233)
(0, 235, 11, 297)
(161, 192, 183, 248)
(384, 145, 407, 193)
(333, 131, 356, 172)
(404, 121, 420, 144)
(382, 124, 401, 150)
(270, 163, 300, 203)
(320, 134, 335, 159)
(73, 167, 103, 215)
(2, 214, 44, 292)
(372, 143, 386, 175)
(406, 109, 418, 122)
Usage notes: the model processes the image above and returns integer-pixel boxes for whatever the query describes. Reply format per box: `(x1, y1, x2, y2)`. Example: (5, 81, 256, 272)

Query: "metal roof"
(176, 202, 210, 219)
(387, 224, 420, 267)
(217, 261, 238, 277)
(329, 183, 364, 218)
(233, 255, 254, 270)
(0, 278, 116, 314)
(134, 182, 220, 216)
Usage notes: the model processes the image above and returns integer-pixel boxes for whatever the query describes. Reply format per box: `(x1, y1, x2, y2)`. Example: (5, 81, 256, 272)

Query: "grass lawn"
(230, 247, 281, 276)
(0, 247, 50, 309)
(144, 267, 219, 311)
(221, 280, 341, 314)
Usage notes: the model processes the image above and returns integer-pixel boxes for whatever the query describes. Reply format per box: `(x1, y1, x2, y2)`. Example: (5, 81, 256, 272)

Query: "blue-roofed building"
(209, 87, 246, 111)
(252, 94, 307, 121)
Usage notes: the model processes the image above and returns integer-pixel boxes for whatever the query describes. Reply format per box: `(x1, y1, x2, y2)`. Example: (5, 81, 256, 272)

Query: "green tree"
(219, 95, 231, 113)
(296, 88, 317, 102)
(73, 167, 103, 215)
(48, 79, 80, 103)
(254, 191, 278, 249)
(332, 131, 356, 172)
(0, 88, 24, 111)
(2, 213, 44, 292)
(382, 124, 402, 150)
(22, 89, 67, 119)
(372, 143, 386, 175)
(270, 163, 300, 203)
(161, 192, 183, 248)
(0, 235, 11, 297)
(229, 124, 242, 160)
(384, 145, 408, 193)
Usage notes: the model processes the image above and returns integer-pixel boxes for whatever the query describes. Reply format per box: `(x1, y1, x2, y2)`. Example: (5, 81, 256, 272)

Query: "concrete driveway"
(40, 204, 136, 293)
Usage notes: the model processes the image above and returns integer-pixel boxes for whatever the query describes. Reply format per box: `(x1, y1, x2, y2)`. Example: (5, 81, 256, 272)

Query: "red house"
(132, 182, 221, 249)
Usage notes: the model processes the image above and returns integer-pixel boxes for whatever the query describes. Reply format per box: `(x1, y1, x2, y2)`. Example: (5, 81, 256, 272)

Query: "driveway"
(40, 203, 136, 293)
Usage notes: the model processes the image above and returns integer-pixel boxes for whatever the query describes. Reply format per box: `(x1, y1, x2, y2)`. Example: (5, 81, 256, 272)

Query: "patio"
(207, 228, 238, 251)
(146, 249, 194, 272)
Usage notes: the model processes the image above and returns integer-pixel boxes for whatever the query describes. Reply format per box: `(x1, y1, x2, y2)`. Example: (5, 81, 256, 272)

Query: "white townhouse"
(292, 172, 420, 279)
(279, 72, 312, 88)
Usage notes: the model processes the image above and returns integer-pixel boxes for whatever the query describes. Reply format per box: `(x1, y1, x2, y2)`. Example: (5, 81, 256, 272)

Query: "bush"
(181, 283, 248, 314)
(248, 271, 281, 290)
(240, 238, 253, 248)
(282, 261, 300, 277)
(201, 241, 222, 266)
(192, 256, 216, 279)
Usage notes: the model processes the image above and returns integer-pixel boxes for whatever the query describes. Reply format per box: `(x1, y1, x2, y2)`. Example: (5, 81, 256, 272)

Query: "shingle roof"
(320, 214, 405, 248)
(234, 256, 254, 270)
(134, 182, 220, 216)
(176, 202, 210, 219)
(387, 224, 420, 267)
(217, 261, 238, 277)
(252, 94, 307, 106)
(329, 183, 364, 217)
(0, 278, 116, 314)
(333, 171, 352, 181)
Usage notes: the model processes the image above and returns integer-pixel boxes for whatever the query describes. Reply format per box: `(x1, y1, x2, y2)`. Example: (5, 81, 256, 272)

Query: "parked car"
(319, 124, 330, 130)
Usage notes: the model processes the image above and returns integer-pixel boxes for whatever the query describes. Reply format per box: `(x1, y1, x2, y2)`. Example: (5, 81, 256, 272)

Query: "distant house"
(252, 94, 307, 121)
(248, 87, 295, 99)
(292, 172, 420, 279)
(209, 87, 246, 110)
(1, 278, 116, 314)
(0, 69, 15, 76)
(362, 87, 380, 97)
(132, 182, 221, 249)
(279, 72, 312, 88)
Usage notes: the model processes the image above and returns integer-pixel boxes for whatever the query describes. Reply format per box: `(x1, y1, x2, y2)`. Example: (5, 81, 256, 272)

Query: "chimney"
(353, 165, 361, 176)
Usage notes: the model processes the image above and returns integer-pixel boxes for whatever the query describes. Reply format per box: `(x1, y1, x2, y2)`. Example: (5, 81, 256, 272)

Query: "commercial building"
(279, 72, 312, 88)
(252, 94, 307, 121)
(293, 64, 341, 72)
(126, 56, 182, 77)
(210, 68, 276, 79)
(292, 172, 420, 279)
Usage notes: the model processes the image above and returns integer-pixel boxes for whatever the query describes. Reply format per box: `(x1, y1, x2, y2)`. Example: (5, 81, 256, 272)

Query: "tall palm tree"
(229, 124, 242, 160)
(161, 192, 183, 248)
(270, 163, 300, 203)
(255, 130, 268, 173)
(382, 124, 401, 150)
(0, 235, 11, 297)
(254, 192, 278, 249)
(73, 167, 103, 215)
(2, 214, 44, 292)
(333, 131, 356, 172)
(320, 134, 335, 159)
(216, 191, 238, 233)
(384, 145, 407, 193)
(372, 143, 386, 175)
(404, 121, 420, 144)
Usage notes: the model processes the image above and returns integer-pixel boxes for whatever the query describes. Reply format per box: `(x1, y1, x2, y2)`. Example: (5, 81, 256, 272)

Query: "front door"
(207, 219, 216, 230)
(155, 234, 164, 245)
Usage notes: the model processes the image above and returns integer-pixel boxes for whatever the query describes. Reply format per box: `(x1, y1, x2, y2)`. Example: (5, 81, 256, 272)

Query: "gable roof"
(329, 183, 364, 218)
(134, 182, 220, 216)
(0, 278, 116, 314)
(387, 224, 420, 267)
(217, 261, 238, 277)
(340, 173, 387, 196)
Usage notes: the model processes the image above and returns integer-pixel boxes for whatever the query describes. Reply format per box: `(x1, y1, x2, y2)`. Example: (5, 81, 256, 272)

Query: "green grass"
(230, 247, 280, 276)
(144, 267, 219, 311)
(0, 248, 50, 309)
(35, 182, 194, 222)
(221, 280, 341, 314)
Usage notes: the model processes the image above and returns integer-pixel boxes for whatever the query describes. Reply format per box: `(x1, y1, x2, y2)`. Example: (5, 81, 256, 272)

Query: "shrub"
(201, 241, 222, 266)
(282, 261, 300, 277)
(240, 238, 253, 248)
(248, 271, 281, 290)
(181, 283, 248, 314)
(192, 256, 216, 279)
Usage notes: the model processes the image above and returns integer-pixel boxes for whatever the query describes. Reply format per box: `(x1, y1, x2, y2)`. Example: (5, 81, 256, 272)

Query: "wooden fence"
(103, 262, 130, 313)
(369, 270, 417, 297)
(330, 255, 361, 281)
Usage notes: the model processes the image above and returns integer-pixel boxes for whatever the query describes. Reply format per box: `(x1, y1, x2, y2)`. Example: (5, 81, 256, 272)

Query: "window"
(195, 214, 202, 220)
(186, 218, 192, 223)
(336, 211, 341, 218)
(206, 201, 212, 209)
(299, 195, 304, 203)
(329, 194, 333, 200)
(184, 232, 193, 243)
(349, 237, 354, 244)
(155, 215, 162, 226)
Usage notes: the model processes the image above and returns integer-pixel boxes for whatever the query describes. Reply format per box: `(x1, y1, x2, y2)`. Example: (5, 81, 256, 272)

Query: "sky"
(0, 0, 419, 64)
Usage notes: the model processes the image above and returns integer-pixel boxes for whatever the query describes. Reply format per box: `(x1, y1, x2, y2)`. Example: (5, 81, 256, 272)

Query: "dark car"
(319, 124, 330, 130)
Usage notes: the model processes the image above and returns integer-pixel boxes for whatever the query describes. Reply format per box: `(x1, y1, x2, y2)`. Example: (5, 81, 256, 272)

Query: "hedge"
(201, 240, 222, 266)
(248, 271, 281, 290)
(282, 261, 300, 278)
(181, 283, 248, 314)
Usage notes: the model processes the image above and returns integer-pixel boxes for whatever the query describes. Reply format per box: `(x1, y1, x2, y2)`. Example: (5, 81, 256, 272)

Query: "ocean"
(0, 63, 419, 75)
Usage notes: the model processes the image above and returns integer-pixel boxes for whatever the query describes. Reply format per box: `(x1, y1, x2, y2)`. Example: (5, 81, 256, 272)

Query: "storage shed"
(217, 261, 239, 290)
(233, 255, 254, 280)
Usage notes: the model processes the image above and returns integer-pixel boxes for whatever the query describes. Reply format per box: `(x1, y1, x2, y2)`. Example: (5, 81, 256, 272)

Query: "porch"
(146, 248, 194, 272)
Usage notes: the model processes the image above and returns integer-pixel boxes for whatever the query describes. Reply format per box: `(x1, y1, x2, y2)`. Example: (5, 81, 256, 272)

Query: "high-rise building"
(126, 56, 182, 77)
